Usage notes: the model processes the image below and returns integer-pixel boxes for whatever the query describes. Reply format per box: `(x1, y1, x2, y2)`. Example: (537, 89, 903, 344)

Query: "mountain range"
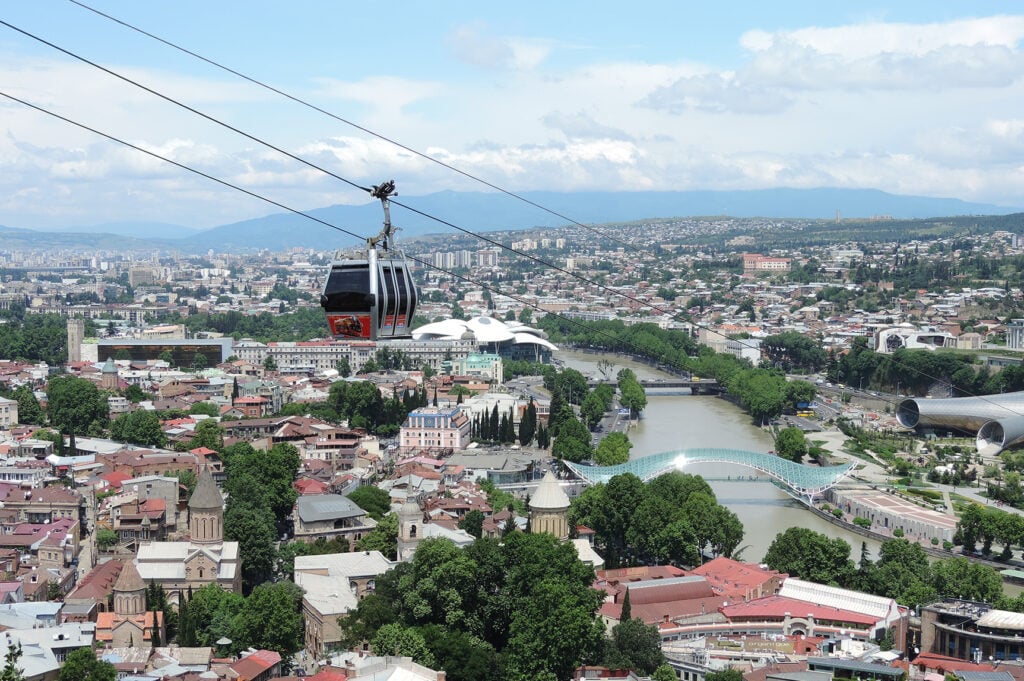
(3, 187, 1020, 254)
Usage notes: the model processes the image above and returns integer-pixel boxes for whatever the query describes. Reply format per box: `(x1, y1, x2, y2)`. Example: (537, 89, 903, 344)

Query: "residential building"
(292, 494, 377, 545)
(0, 397, 18, 428)
(294, 550, 395, 657)
(398, 407, 471, 453)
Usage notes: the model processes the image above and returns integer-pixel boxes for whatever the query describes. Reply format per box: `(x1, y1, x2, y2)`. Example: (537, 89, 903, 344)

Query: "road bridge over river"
(587, 378, 723, 394)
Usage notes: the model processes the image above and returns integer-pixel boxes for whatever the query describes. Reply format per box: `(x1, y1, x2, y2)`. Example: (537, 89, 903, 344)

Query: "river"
(557, 349, 882, 563)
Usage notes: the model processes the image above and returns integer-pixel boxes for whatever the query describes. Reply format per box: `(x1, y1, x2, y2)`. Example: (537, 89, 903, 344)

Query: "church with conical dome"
(135, 468, 241, 599)
(96, 559, 165, 648)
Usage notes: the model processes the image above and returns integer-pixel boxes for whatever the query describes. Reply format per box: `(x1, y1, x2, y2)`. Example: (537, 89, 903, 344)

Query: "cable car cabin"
(321, 249, 417, 340)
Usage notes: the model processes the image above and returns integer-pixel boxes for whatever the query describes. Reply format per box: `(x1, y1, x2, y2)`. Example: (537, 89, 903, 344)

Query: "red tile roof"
(231, 650, 282, 680)
(721, 595, 878, 626)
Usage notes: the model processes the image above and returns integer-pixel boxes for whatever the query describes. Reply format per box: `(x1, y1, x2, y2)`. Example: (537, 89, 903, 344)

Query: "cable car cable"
(0, 88, 646, 357)
(0, 18, 712, 350)
(64, 0, 634, 250)
(5, 22, 1010, 422)
(4, 85, 1013, 430)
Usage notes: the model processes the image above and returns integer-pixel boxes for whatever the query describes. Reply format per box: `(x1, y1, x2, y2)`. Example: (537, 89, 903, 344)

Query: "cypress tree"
(621, 588, 632, 622)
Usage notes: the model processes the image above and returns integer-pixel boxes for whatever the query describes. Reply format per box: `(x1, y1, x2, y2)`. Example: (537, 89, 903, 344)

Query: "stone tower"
(188, 468, 224, 545)
(67, 318, 84, 364)
(101, 357, 119, 391)
(529, 471, 571, 541)
(397, 497, 423, 561)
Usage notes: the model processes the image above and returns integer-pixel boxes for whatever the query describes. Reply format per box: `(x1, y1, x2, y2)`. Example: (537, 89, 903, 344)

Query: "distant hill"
(0, 224, 156, 252)
(174, 187, 1017, 252)
(2, 188, 1019, 254)
(32, 220, 199, 238)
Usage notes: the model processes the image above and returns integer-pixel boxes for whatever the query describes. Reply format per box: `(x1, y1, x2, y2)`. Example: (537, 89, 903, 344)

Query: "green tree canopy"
(348, 485, 392, 520)
(774, 427, 808, 464)
(110, 409, 167, 448)
(46, 375, 108, 438)
(763, 527, 854, 586)
(233, 581, 305, 658)
(594, 432, 632, 466)
(58, 647, 116, 681)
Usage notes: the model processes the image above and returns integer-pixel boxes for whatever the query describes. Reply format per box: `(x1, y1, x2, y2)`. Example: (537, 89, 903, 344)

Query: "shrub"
(853, 517, 871, 528)
(893, 528, 904, 538)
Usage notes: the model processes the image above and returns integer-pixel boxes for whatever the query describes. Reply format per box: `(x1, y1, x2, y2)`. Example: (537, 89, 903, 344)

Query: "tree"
(870, 539, 935, 608)
(371, 623, 436, 668)
(348, 486, 392, 520)
(224, 502, 278, 591)
(763, 527, 854, 586)
(188, 419, 225, 452)
(46, 375, 108, 445)
(177, 584, 243, 648)
(192, 353, 208, 371)
(263, 355, 277, 371)
(355, 513, 399, 560)
(705, 670, 744, 681)
(158, 350, 175, 366)
(0, 644, 23, 681)
(58, 647, 116, 681)
(124, 384, 146, 404)
(458, 509, 485, 539)
(606, 617, 665, 674)
(110, 410, 167, 447)
(931, 556, 1002, 603)
(336, 357, 352, 378)
(95, 528, 118, 550)
(518, 400, 537, 446)
(594, 432, 632, 466)
(13, 385, 43, 425)
(774, 427, 807, 464)
(652, 664, 678, 681)
(233, 581, 305, 659)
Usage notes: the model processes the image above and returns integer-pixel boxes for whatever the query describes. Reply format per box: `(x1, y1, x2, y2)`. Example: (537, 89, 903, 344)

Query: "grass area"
(902, 488, 943, 502)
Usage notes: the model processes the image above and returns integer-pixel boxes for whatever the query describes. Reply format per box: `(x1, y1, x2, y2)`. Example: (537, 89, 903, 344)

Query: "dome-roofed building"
(135, 468, 241, 598)
(529, 471, 571, 541)
(96, 559, 165, 648)
(413, 315, 557, 362)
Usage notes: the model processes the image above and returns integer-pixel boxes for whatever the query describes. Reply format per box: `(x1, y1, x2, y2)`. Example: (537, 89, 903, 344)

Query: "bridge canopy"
(563, 448, 855, 500)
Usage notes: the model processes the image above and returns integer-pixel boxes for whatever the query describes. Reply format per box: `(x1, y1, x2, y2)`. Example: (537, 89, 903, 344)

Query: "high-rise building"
(67, 318, 84, 364)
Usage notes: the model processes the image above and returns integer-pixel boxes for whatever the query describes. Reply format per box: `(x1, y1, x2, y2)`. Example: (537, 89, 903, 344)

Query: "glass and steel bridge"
(562, 448, 856, 502)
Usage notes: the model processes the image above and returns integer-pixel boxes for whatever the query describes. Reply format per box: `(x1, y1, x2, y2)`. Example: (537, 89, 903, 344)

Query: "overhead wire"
(0, 18, 724, 353)
(0, 88, 653, 362)
(6, 16, 1019, 427)
(65, 0, 635, 250)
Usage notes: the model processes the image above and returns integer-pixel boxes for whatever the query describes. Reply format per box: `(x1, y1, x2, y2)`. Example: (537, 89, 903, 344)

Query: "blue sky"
(2, 1, 1023, 230)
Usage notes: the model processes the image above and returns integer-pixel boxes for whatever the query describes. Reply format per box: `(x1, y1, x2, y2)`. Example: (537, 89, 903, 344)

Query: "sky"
(2, 1, 1024, 231)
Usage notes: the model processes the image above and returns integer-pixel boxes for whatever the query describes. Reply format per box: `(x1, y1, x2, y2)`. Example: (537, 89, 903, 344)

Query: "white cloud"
(445, 22, 553, 70)
(645, 16, 1024, 115)
(541, 111, 633, 141)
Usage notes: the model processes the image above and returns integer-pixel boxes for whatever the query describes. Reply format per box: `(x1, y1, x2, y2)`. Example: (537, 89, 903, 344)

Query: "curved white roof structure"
(413, 315, 557, 355)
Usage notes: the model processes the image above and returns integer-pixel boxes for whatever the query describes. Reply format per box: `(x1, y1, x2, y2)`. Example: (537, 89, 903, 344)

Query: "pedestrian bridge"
(562, 448, 856, 502)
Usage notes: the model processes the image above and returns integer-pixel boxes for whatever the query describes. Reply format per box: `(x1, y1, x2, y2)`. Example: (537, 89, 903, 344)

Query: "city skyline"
(2, 2, 1023, 232)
